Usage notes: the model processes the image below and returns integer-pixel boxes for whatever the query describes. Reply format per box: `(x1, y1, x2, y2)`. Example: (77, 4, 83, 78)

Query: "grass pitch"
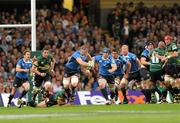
(0, 104, 180, 123)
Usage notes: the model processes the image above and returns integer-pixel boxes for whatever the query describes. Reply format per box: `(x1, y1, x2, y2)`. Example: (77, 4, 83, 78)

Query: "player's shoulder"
(94, 55, 102, 60)
(72, 50, 81, 56)
(17, 58, 24, 63)
(141, 49, 149, 57)
(170, 42, 178, 50)
(37, 55, 43, 60)
(128, 52, 136, 57)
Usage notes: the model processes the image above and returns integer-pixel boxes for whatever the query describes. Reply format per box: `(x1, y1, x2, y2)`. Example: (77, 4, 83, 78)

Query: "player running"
(62, 45, 94, 104)
(93, 48, 117, 104)
(111, 48, 131, 104)
(31, 48, 55, 102)
(7, 50, 32, 107)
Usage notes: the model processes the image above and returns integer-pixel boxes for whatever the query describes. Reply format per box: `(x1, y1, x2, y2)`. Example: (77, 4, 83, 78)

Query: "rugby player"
(7, 50, 32, 107)
(31, 48, 55, 101)
(149, 41, 166, 103)
(140, 42, 154, 103)
(62, 45, 94, 104)
(111, 48, 131, 104)
(162, 35, 179, 103)
(93, 48, 117, 104)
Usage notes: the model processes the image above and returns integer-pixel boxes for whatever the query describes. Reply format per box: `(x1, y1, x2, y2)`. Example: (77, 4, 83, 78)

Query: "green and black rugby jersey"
(166, 42, 178, 64)
(149, 48, 166, 72)
(33, 54, 53, 73)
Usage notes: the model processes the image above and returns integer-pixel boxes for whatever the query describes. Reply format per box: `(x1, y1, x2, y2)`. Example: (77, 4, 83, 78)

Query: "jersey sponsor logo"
(172, 45, 177, 50)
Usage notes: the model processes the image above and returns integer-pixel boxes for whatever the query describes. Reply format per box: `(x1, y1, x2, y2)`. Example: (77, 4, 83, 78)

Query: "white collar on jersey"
(23, 58, 31, 63)
(102, 56, 109, 60)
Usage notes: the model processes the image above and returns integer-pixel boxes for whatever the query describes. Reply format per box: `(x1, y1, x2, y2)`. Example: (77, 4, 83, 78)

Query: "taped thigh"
(71, 75, 79, 86)
(63, 77, 70, 88)
(164, 75, 175, 85)
(120, 78, 128, 87)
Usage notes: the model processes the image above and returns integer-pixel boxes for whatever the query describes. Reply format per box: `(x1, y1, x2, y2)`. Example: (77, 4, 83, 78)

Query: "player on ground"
(7, 50, 32, 107)
(31, 48, 55, 101)
(28, 89, 67, 108)
(93, 48, 117, 104)
(111, 48, 131, 104)
(62, 45, 93, 104)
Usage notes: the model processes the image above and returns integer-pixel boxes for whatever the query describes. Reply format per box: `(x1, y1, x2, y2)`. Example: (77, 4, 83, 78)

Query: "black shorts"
(128, 70, 141, 82)
(140, 68, 150, 81)
(34, 74, 51, 88)
(165, 64, 179, 78)
(100, 75, 115, 84)
(45, 94, 57, 107)
(64, 67, 79, 78)
(13, 77, 28, 88)
(150, 70, 164, 83)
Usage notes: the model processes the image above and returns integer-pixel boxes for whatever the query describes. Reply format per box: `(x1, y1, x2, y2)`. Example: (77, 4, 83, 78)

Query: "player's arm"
(31, 62, 46, 77)
(108, 59, 117, 73)
(50, 57, 56, 72)
(124, 61, 131, 79)
(108, 64, 117, 73)
(87, 52, 93, 61)
(16, 66, 29, 72)
(16, 61, 29, 72)
(166, 51, 178, 59)
(76, 58, 92, 67)
(140, 57, 150, 66)
(136, 58, 142, 68)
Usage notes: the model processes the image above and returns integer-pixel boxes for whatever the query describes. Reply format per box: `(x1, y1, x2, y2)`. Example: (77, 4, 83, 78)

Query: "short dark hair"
(112, 48, 118, 53)
(23, 49, 30, 55)
(42, 47, 49, 52)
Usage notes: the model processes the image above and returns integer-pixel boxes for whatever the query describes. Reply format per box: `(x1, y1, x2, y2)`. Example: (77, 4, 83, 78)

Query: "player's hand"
(87, 60, 94, 69)
(23, 69, 29, 72)
(108, 69, 114, 73)
(40, 73, 46, 77)
(161, 56, 168, 62)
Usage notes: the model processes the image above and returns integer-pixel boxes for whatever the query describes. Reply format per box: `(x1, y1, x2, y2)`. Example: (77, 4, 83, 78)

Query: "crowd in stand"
(0, 1, 180, 95)
(0, 1, 109, 93)
(108, 2, 180, 55)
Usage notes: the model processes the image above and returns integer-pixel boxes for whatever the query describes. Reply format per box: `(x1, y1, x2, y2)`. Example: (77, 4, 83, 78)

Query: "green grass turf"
(0, 104, 180, 123)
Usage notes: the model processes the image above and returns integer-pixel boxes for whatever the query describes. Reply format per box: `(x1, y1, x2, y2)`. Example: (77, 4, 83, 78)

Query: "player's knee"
(71, 75, 79, 87)
(98, 78, 107, 88)
(120, 78, 128, 88)
(164, 75, 175, 85)
(63, 78, 70, 88)
(23, 82, 30, 91)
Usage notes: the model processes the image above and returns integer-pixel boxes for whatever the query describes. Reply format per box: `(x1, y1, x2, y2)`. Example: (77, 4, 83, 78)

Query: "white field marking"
(0, 110, 179, 119)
